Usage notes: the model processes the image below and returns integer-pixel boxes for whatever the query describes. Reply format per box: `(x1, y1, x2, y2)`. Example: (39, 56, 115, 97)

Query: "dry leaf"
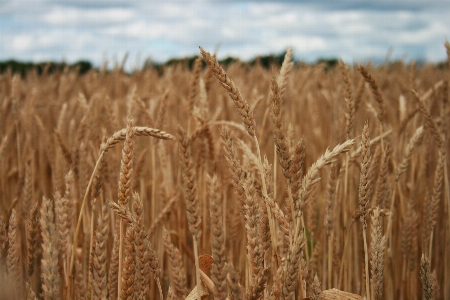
(198, 254, 213, 274)
(184, 281, 209, 300)
(319, 288, 363, 300)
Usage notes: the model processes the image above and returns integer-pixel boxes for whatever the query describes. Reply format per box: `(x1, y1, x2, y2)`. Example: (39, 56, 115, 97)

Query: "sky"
(1, 0, 449, 69)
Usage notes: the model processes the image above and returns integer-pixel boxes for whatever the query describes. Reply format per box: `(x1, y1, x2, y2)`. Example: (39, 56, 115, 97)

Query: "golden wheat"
(0, 44, 449, 300)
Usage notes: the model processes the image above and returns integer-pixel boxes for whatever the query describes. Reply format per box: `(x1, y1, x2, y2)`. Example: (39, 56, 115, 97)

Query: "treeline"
(0, 51, 342, 76)
(2, 51, 449, 77)
(0, 60, 93, 76)
(149, 53, 339, 72)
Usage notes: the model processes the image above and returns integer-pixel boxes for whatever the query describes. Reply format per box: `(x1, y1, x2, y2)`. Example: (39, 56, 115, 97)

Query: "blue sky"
(1, 0, 449, 69)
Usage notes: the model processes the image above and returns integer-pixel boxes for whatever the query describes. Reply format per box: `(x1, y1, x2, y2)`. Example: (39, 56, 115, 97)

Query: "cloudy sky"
(1, 0, 449, 69)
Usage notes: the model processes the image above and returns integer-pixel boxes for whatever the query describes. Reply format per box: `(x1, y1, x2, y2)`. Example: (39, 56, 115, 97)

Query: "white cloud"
(10, 35, 33, 52)
(105, 21, 167, 39)
(0, 0, 449, 68)
(42, 7, 135, 26)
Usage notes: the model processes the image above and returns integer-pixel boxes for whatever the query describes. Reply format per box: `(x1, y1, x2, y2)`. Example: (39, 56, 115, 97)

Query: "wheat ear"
(120, 225, 135, 300)
(339, 59, 355, 138)
(199, 46, 256, 137)
(132, 193, 150, 299)
(178, 126, 202, 300)
(92, 200, 109, 300)
(207, 173, 227, 299)
(359, 122, 372, 300)
(420, 253, 435, 300)
(428, 149, 445, 260)
(74, 255, 86, 300)
(310, 274, 322, 300)
(145, 235, 163, 299)
(55, 189, 70, 286)
(187, 56, 203, 114)
(277, 47, 294, 99)
(242, 174, 267, 298)
(289, 139, 305, 223)
(358, 65, 385, 124)
(295, 138, 355, 240)
(22, 160, 33, 220)
(26, 202, 39, 278)
(117, 117, 134, 296)
(396, 126, 424, 181)
(411, 90, 443, 148)
(7, 209, 22, 298)
(375, 142, 390, 209)
(108, 220, 120, 300)
(220, 127, 246, 211)
(226, 264, 242, 299)
(40, 196, 61, 300)
(270, 77, 292, 181)
(162, 227, 187, 299)
(282, 234, 306, 300)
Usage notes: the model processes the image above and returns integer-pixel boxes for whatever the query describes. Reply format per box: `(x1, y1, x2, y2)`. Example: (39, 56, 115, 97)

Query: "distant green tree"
(315, 58, 339, 70)
(0, 60, 93, 76)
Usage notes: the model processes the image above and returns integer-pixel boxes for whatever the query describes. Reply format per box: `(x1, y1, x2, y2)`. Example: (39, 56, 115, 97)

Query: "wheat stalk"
(370, 207, 385, 300)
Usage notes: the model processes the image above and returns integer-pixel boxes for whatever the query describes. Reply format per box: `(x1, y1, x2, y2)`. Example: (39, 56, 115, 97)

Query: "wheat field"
(0, 44, 449, 300)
